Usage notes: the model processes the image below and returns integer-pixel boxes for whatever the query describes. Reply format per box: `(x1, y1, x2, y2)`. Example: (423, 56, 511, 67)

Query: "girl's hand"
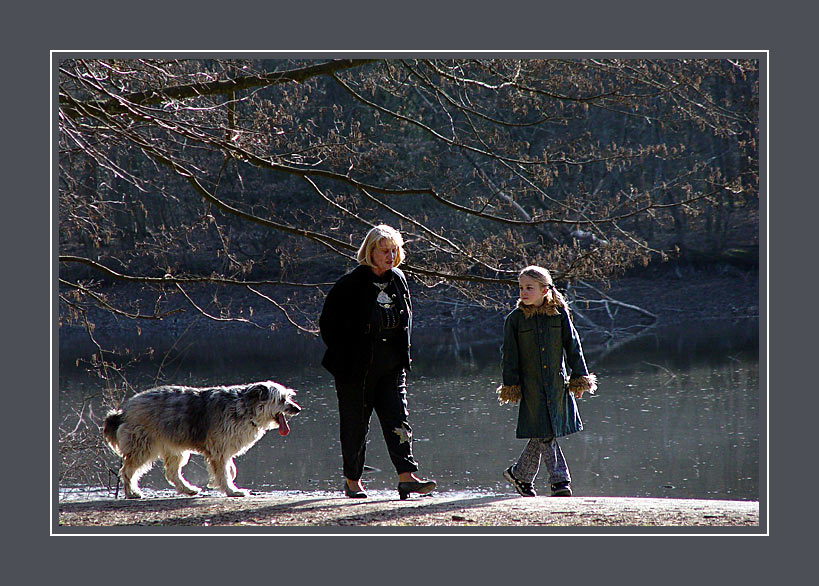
(568, 374, 597, 399)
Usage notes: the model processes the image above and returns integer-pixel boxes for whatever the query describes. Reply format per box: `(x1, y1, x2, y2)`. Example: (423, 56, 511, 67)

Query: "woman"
(319, 225, 436, 500)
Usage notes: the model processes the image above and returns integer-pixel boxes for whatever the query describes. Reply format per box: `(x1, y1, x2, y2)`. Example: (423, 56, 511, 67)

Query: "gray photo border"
(12, 0, 802, 581)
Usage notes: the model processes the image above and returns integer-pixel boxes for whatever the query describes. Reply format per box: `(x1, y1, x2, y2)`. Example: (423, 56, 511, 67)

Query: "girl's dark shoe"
(397, 479, 437, 500)
(504, 466, 536, 497)
(344, 483, 367, 498)
(551, 481, 572, 497)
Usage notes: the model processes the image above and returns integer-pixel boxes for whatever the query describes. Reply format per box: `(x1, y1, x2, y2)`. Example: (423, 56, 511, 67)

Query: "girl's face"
(519, 274, 548, 306)
(371, 239, 398, 275)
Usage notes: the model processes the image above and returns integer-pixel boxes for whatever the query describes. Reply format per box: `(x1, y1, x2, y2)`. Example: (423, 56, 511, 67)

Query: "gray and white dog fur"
(103, 380, 301, 498)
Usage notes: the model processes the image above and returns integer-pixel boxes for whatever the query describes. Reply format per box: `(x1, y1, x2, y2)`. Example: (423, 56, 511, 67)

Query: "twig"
(246, 285, 319, 335)
(174, 282, 257, 326)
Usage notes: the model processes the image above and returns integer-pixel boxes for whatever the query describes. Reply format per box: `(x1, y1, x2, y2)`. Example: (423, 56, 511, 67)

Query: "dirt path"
(57, 490, 760, 531)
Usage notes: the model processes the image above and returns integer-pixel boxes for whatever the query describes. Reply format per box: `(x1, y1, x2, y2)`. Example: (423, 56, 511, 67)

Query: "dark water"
(58, 318, 760, 501)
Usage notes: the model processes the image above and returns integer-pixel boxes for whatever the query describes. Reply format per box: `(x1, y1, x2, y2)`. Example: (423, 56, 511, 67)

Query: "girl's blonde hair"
(519, 265, 569, 311)
(357, 224, 406, 268)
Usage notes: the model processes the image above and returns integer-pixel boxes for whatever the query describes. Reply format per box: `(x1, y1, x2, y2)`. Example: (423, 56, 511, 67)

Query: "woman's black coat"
(319, 265, 412, 383)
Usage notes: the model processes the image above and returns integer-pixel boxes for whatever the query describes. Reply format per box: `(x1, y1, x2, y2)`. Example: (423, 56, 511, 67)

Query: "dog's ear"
(247, 383, 270, 401)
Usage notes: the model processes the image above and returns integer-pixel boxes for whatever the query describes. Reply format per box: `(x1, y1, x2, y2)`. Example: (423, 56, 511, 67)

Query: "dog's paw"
(178, 486, 201, 496)
(125, 492, 143, 499)
(225, 488, 249, 497)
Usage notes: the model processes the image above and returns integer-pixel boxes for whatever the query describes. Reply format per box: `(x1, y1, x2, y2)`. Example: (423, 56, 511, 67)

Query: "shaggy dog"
(103, 380, 301, 498)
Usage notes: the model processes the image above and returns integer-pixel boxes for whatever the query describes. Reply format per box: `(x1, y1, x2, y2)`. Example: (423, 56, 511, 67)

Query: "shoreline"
(58, 264, 760, 358)
(57, 490, 760, 530)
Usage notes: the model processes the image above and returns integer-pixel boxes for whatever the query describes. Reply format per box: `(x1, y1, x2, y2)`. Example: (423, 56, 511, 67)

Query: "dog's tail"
(102, 410, 124, 455)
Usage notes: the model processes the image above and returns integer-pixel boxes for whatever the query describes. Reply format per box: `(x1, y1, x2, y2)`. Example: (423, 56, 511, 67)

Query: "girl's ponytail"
(547, 283, 570, 313)
(519, 265, 569, 313)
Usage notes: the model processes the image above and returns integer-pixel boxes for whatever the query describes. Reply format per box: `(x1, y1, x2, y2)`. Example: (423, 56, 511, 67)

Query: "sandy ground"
(57, 490, 760, 532)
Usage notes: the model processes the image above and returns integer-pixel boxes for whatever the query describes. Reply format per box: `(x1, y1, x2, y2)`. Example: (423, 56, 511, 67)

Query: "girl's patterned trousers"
(512, 437, 570, 484)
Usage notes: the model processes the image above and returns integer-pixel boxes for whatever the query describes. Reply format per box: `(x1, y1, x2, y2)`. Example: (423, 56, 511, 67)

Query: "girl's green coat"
(501, 302, 591, 438)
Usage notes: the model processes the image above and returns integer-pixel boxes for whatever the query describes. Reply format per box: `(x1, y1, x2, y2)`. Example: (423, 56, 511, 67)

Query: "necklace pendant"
(377, 291, 392, 305)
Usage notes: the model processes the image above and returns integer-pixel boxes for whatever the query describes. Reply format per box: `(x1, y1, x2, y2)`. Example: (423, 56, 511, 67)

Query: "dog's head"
(245, 381, 301, 436)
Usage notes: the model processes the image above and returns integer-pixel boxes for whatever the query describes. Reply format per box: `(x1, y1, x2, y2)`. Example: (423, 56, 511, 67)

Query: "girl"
(496, 266, 597, 497)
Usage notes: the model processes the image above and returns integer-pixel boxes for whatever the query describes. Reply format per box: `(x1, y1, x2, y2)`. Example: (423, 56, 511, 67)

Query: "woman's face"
(519, 274, 548, 306)
(371, 238, 398, 275)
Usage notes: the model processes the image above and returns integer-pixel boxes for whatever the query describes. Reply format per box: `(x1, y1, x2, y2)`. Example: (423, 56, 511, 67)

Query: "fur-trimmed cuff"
(569, 374, 598, 398)
(496, 384, 521, 404)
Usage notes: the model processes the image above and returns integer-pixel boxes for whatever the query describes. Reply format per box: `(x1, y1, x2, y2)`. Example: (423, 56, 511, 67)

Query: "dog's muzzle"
(276, 401, 301, 436)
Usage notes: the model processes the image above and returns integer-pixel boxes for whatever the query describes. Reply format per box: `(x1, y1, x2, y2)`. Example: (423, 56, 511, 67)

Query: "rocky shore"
(58, 262, 760, 357)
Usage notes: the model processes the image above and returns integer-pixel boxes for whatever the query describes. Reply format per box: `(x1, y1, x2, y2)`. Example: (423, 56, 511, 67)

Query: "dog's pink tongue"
(277, 414, 290, 436)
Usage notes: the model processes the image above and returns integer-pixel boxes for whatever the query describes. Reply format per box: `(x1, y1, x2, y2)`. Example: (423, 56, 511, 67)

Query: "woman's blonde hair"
(519, 265, 569, 311)
(357, 224, 406, 268)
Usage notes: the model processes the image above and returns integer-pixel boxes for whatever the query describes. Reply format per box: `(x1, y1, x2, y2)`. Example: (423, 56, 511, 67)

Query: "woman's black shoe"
(397, 479, 437, 500)
(344, 483, 367, 498)
(551, 481, 572, 497)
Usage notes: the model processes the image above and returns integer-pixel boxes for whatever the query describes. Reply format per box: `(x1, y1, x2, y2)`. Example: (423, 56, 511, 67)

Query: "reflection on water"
(58, 319, 760, 501)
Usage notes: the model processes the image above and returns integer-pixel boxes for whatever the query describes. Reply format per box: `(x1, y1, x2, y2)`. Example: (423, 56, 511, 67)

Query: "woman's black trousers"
(334, 341, 419, 481)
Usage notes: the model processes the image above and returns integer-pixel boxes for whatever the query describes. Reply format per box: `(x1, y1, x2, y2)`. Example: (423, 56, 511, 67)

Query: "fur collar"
(516, 298, 562, 318)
